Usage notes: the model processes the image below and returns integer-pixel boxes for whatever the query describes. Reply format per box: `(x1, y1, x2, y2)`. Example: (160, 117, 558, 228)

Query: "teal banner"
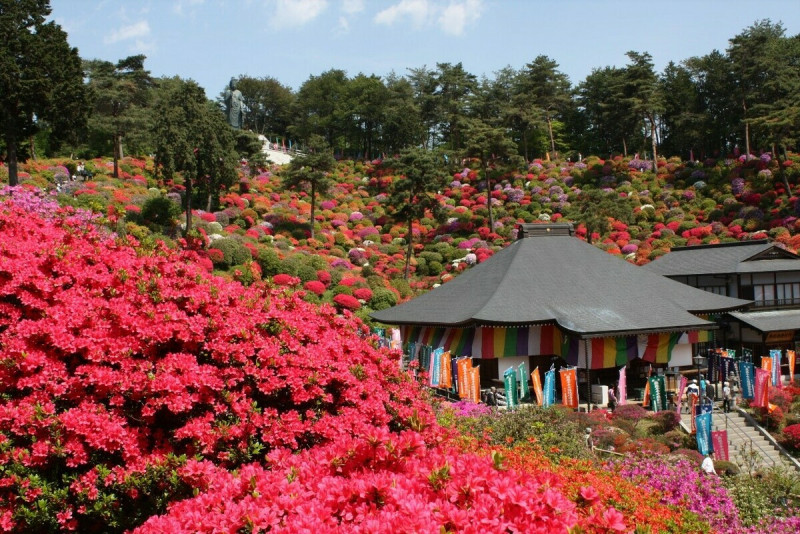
(696, 412, 713, 455)
(543, 369, 556, 407)
(503, 367, 518, 409)
(518, 362, 530, 402)
(648, 375, 667, 412)
(739, 361, 755, 399)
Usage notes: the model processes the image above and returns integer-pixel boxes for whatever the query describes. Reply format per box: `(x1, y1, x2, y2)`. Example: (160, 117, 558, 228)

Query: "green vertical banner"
(518, 362, 530, 402)
(503, 367, 518, 409)
(696, 412, 713, 455)
(648, 375, 667, 412)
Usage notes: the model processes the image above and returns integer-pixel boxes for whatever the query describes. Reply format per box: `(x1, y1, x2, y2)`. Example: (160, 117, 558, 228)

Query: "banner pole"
(584, 338, 591, 412)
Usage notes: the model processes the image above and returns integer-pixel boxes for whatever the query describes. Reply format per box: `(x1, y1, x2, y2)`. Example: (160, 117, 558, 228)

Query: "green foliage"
(723, 467, 800, 527)
(460, 406, 591, 462)
(210, 238, 251, 268)
(389, 277, 412, 298)
(140, 195, 181, 229)
(368, 288, 398, 311)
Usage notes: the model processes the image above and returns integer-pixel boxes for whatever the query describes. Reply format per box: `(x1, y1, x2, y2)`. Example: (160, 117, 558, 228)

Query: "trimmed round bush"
(209, 237, 251, 268)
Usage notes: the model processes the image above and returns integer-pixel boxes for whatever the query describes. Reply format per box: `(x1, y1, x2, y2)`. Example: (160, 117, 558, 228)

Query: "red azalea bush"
(782, 423, 800, 450)
(0, 197, 440, 532)
(333, 293, 361, 310)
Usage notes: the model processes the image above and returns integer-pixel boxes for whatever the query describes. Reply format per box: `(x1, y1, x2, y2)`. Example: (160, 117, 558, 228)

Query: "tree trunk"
(113, 133, 120, 178)
(206, 192, 213, 213)
(185, 177, 192, 235)
(403, 214, 413, 280)
(743, 99, 751, 158)
(622, 138, 628, 158)
(486, 163, 494, 235)
(29, 136, 36, 161)
(650, 118, 658, 173)
(547, 116, 556, 158)
(310, 181, 316, 240)
(6, 129, 19, 186)
(522, 131, 529, 162)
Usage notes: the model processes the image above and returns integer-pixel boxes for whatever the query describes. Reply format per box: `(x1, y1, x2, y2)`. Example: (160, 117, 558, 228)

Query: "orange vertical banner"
(761, 356, 772, 372)
(559, 368, 578, 408)
(440, 351, 452, 389)
(457, 359, 471, 399)
(469, 366, 481, 403)
(531, 367, 544, 406)
(789, 350, 796, 384)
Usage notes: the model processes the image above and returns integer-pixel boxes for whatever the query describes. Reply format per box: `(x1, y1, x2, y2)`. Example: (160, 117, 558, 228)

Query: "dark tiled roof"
(730, 309, 800, 332)
(644, 241, 800, 276)
(371, 230, 750, 337)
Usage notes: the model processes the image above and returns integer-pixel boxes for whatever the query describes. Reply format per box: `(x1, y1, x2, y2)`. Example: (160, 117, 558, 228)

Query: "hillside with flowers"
(5, 151, 800, 318)
(4, 152, 800, 532)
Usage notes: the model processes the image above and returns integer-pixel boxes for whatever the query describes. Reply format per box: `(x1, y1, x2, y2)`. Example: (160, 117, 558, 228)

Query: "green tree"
(151, 78, 238, 233)
(385, 147, 450, 279)
(1, 0, 89, 185)
(517, 55, 572, 158)
(433, 62, 477, 150)
(624, 51, 664, 168)
(282, 134, 335, 240)
(233, 75, 294, 137)
(576, 66, 633, 157)
(728, 20, 787, 157)
(345, 73, 388, 159)
(290, 69, 349, 151)
(84, 55, 154, 177)
(462, 117, 523, 233)
(381, 72, 422, 153)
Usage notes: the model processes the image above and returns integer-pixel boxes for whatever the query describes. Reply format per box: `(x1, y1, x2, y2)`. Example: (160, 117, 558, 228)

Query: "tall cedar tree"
(84, 55, 154, 177)
(282, 134, 336, 240)
(0, 0, 88, 185)
(151, 79, 237, 233)
(385, 147, 450, 279)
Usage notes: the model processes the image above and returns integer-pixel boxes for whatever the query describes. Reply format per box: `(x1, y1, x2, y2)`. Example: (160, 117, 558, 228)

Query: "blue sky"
(51, 0, 800, 98)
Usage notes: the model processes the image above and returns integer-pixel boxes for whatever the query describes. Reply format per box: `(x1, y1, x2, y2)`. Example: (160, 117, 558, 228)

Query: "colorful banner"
(399, 324, 563, 359)
(789, 350, 796, 384)
(560, 368, 579, 408)
(543, 368, 556, 407)
(618, 366, 627, 405)
(742, 348, 752, 363)
(469, 365, 481, 403)
(456, 358, 472, 399)
(640, 332, 681, 364)
(696, 412, 713, 455)
(720, 355, 736, 385)
(739, 361, 755, 399)
(690, 395, 699, 434)
(439, 351, 452, 389)
(761, 356, 772, 373)
(563, 335, 638, 369)
(753, 368, 770, 408)
(503, 367, 519, 409)
(687, 330, 711, 343)
(770, 349, 782, 388)
(648, 375, 667, 412)
(675, 375, 688, 415)
(712, 430, 729, 461)
(531, 367, 544, 406)
(518, 362, 530, 402)
(708, 350, 718, 383)
(430, 347, 442, 387)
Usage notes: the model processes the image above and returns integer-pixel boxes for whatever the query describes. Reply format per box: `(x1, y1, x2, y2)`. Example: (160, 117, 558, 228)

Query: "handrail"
(715, 407, 778, 468)
(734, 407, 800, 471)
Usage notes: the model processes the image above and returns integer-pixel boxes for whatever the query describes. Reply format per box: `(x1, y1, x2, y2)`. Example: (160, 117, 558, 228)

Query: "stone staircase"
(680, 406, 800, 473)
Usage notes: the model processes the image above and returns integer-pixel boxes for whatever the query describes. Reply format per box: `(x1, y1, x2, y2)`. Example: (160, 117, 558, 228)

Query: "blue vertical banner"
(503, 367, 519, 409)
(543, 368, 556, 407)
(770, 349, 782, 387)
(518, 362, 530, 402)
(430, 348, 442, 387)
(739, 361, 755, 399)
(696, 412, 713, 455)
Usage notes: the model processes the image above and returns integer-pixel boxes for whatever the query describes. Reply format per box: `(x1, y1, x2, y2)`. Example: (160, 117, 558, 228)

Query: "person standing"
(686, 379, 700, 413)
(607, 386, 617, 411)
(722, 381, 732, 413)
(701, 454, 717, 475)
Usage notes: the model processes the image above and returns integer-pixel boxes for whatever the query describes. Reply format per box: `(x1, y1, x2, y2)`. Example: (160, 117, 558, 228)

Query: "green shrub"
(255, 247, 282, 277)
(390, 278, 412, 298)
(369, 288, 398, 311)
(210, 238, 251, 268)
(141, 196, 181, 229)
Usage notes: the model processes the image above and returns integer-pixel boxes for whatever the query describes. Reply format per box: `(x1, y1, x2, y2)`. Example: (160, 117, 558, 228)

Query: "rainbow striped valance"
(400, 324, 713, 369)
(399, 324, 562, 359)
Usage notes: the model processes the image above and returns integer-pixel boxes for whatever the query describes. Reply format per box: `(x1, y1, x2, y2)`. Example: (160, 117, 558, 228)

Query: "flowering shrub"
(0, 195, 440, 531)
(333, 293, 361, 310)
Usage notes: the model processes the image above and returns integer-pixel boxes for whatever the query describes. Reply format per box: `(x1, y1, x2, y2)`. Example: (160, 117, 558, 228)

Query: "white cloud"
(341, 0, 364, 14)
(338, 15, 350, 32)
(271, 0, 328, 28)
(374, 0, 482, 34)
(374, 0, 430, 29)
(172, 0, 204, 17)
(133, 38, 157, 55)
(438, 0, 482, 36)
(104, 20, 150, 44)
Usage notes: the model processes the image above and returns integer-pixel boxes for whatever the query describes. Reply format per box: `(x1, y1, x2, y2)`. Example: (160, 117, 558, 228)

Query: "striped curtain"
(399, 324, 563, 359)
